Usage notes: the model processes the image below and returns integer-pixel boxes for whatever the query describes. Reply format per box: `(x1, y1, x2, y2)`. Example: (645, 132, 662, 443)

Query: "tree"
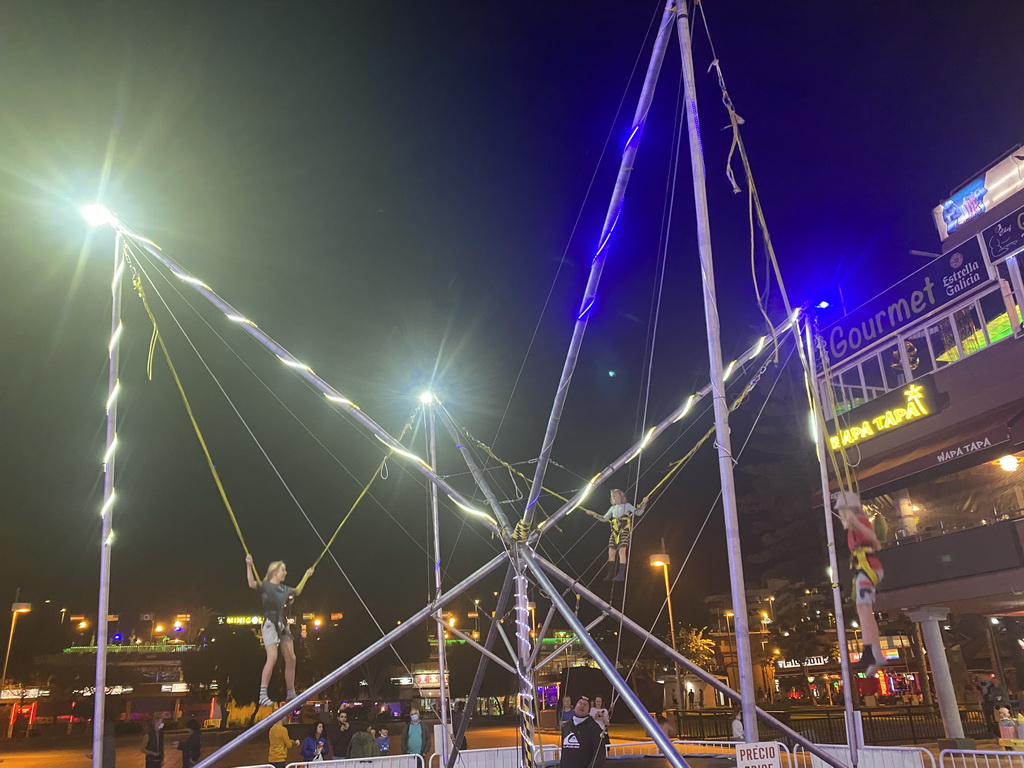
(766, 606, 831, 704)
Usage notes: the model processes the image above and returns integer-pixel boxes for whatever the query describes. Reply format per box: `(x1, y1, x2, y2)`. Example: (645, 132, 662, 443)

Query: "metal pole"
(521, 551, 690, 768)
(1, 605, 20, 739)
(531, 314, 795, 543)
(673, 4, 758, 741)
(804, 318, 859, 759)
(438, 409, 514, 535)
(663, 563, 684, 712)
(193, 553, 505, 768)
(446, 567, 515, 768)
(522, 0, 679, 527)
(427, 404, 451, 763)
(513, 558, 538, 768)
(110, 224, 501, 538)
(536, 555, 849, 768)
(93, 234, 123, 767)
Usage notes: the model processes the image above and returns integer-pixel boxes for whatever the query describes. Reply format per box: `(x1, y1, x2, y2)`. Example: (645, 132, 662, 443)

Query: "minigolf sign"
(736, 742, 782, 768)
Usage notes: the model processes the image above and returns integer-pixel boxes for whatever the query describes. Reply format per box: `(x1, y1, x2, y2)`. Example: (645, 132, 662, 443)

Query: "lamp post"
(649, 552, 683, 712)
(2, 598, 32, 739)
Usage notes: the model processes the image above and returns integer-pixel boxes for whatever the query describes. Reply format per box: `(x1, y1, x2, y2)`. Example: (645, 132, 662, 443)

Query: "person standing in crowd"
(268, 712, 300, 768)
(559, 695, 575, 723)
(245, 554, 314, 706)
(328, 709, 352, 758)
(349, 722, 379, 758)
(402, 708, 432, 757)
(175, 720, 202, 768)
(376, 725, 391, 755)
(301, 721, 330, 762)
(141, 716, 165, 768)
(590, 696, 610, 732)
(731, 709, 744, 741)
(560, 696, 605, 768)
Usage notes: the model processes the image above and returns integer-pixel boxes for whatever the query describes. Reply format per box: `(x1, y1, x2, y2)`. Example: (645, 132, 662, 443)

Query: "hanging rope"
(126, 257, 260, 583)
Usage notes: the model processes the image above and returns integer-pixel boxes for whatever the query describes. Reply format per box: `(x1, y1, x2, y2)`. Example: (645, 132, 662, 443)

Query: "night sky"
(2, 1, 1023, 660)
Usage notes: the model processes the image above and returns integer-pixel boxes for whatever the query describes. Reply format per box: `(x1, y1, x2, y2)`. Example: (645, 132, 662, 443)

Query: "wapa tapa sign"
(823, 238, 988, 364)
(826, 375, 943, 451)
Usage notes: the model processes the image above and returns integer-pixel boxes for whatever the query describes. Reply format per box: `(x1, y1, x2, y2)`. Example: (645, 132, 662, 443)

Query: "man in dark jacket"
(348, 722, 380, 758)
(328, 709, 352, 759)
(560, 697, 605, 768)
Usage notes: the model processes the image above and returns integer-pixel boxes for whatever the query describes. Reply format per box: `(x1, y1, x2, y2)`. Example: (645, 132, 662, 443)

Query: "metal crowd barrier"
(607, 738, 755, 758)
(793, 743, 936, 768)
(939, 749, 1024, 768)
(287, 754, 425, 768)
(427, 745, 560, 768)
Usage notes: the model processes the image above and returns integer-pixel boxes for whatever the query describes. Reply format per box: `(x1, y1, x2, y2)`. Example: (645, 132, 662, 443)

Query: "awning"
(834, 400, 1024, 496)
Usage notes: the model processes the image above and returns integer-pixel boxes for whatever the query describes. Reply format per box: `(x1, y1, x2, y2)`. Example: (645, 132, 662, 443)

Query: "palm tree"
(767, 607, 830, 704)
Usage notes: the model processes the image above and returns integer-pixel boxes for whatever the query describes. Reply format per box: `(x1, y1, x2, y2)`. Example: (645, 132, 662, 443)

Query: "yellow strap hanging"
(130, 271, 261, 584)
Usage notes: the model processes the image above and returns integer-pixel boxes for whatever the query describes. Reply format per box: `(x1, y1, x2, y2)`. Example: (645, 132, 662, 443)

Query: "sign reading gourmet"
(983, 202, 1024, 263)
(823, 237, 988, 364)
(826, 376, 942, 451)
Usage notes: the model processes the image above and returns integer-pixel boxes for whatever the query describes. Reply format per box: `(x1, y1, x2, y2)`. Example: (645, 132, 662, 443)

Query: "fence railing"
(427, 745, 559, 768)
(794, 743, 935, 768)
(940, 750, 1024, 768)
(674, 707, 989, 745)
(608, 739, 789, 760)
(288, 755, 424, 768)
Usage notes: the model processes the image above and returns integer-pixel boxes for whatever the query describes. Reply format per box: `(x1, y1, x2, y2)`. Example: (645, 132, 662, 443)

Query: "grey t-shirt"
(259, 580, 295, 629)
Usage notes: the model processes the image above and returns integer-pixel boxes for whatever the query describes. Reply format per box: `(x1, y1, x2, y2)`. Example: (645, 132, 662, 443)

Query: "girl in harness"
(834, 491, 886, 675)
(246, 555, 315, 706)
(590, 489, 648, 581)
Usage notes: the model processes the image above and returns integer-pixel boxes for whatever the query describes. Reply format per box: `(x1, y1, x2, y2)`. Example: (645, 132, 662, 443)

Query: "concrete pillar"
(894, 489, 918, 536)
(905, 607, 964, 739)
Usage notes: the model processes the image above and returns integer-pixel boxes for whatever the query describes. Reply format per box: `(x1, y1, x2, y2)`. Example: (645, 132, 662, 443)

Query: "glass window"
(927, 317, 959, 367)
(954, 304, 987, 355)
(979, 287, 1014, 344)
(841, 368, 864, 409)
(881, 342, 906, 388)
(861, 356, 885, 401)
(903, 331, 934, 379)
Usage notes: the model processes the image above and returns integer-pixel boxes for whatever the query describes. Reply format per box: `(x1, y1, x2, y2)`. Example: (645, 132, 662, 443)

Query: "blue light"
(816, 301, 830, 309)
(113, 633, 122, 642)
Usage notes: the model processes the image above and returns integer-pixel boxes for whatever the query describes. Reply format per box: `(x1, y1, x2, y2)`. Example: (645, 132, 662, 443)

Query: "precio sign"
(822, 237, 988, 364)
(737, 743, 782, 768)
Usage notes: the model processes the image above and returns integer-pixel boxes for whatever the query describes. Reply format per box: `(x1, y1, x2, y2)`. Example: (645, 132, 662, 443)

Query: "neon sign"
(828, 379, 940, 451)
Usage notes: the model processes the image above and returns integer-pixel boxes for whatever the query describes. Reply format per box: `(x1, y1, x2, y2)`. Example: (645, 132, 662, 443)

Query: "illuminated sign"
(828, 380, 940, 450)
(776, 655, 828, 669)
(934, 152, 1024, 242)
(222, 616, 262, 626)
(983, 202, 1024, 263)
(74, 686, 133, 696)
(330, 613, 344, 621)
(822, 239, 988, 364)
(160, 683, 190, 693)
(0, 688, 49, 700)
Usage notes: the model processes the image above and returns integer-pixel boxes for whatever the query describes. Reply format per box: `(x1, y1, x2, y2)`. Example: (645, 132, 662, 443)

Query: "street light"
(2, 600, 31, 738)
(649, 551, 683, 711)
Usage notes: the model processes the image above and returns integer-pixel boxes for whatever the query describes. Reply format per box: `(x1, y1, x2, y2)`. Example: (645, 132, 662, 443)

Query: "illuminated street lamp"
(2, 600, 31, 738)
(649, 551, 683, 710)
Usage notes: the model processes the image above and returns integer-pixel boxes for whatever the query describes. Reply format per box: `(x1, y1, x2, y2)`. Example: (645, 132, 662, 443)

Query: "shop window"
(861, 356, 885, 401)
(881, 342, 907, 389)
(841, 368, 864, 410)
(953, 304, 987, 355)
(902, 331, 934, 379)
(979, 287, 1014, 344)
(927, 318, 959, 367)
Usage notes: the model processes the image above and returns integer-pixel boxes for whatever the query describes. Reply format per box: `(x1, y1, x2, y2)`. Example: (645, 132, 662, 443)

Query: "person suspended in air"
(246, 554, 314, 707)
(589, 489, 648, 581)
(834, 491, 886, 675)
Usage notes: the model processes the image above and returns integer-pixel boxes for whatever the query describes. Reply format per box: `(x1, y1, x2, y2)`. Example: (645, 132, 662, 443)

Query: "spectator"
(376, 725, 391, 755)
(141, 716, 164, 768)
(731, 710, 744, 741)
(590, 696, 610, 732)
(559, 695, 575, 723)
(268, 712, 299, 768)
(175, 719, 202, 768)
(328, 709, 352, 758)
(560, 696, 605, 768)
(301, 721, 330, 762)
(349, 722, 380, 758)
(402, 708, 432, 757)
